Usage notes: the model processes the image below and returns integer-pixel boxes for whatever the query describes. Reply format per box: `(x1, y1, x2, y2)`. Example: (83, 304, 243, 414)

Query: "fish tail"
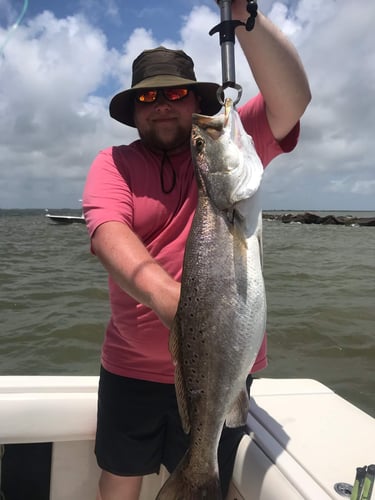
(156, 462, 222, 500)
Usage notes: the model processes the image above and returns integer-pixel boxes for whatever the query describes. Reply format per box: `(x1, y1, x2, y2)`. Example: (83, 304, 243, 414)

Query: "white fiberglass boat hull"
(0, 377, 373, 499)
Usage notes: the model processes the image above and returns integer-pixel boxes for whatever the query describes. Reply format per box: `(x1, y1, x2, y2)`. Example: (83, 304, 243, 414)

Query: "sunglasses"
(136, 88, 190, 104)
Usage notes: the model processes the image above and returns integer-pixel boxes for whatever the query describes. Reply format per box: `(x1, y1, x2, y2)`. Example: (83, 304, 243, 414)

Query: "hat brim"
(109, 76, 222, 127)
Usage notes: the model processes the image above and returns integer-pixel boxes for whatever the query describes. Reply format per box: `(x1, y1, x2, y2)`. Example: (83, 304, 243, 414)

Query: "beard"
(138, 121, 192, 153)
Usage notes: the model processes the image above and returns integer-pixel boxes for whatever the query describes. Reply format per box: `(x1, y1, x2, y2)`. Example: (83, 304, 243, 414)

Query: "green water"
(0, 210, 374, 417)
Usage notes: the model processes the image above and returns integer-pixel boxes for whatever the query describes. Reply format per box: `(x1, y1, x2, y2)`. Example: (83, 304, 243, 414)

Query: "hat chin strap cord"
(209, 0, 258, 107)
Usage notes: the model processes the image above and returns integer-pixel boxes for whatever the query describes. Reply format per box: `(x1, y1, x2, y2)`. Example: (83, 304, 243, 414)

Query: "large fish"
(156, 99, 266, 500)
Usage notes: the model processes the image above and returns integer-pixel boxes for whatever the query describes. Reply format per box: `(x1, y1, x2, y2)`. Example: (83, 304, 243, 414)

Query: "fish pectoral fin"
(225, 386, 249, 428)
(175, 361, 191, 434)
(169, 320, 191, 434)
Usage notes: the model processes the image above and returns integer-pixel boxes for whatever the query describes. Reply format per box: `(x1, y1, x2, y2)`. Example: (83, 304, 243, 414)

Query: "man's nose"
(154, 92, 171, 106)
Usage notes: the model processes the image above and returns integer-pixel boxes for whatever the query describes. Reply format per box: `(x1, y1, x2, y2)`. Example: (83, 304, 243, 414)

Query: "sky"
(0, 0, 374, 210)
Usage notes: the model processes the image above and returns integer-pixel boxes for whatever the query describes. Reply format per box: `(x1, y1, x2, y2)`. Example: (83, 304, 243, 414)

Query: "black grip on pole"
(209, 20, 245, 45)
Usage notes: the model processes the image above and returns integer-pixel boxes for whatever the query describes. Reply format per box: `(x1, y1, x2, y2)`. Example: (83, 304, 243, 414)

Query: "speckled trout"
(156, 99, 266, 500)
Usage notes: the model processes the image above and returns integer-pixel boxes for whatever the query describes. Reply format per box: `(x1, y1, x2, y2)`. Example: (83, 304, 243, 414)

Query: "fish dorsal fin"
(169, 318, 191, 434)
(225, 386, 249, 428)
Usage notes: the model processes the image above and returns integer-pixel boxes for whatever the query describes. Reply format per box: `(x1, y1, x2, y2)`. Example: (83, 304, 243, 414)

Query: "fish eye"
(195, 137, 205, 152)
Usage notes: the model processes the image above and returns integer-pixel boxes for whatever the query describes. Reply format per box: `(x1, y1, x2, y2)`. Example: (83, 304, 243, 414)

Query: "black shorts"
(95, 366, 253, 496)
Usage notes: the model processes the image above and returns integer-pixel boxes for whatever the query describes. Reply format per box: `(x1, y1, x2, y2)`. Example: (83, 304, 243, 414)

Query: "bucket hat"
(109, 46, 221, 127)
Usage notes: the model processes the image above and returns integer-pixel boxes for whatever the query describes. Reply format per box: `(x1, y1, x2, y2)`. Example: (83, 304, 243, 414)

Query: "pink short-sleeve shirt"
(83, 93, 299, 383)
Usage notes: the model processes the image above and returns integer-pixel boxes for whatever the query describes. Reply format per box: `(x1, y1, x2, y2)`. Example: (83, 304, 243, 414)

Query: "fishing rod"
(210, 0, 258, 106)
(0, 0, 29, 56)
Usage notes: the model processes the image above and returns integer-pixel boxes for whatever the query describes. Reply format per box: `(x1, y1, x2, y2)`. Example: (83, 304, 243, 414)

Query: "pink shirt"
(83, 93, 299, 383)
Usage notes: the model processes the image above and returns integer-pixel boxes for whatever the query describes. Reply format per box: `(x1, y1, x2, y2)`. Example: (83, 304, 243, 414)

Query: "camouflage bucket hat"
(109, 46, 221, 127)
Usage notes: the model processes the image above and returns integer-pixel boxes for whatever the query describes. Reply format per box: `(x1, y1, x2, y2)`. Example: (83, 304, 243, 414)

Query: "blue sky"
(20, 0, 211, 47)
(0, 0, 374, 210)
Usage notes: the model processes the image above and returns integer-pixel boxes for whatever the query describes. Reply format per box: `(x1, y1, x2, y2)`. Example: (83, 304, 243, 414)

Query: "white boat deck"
(0, 377, 374, 499)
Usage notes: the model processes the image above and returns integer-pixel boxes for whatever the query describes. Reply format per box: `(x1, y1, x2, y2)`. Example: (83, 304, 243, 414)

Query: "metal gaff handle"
(219, 0, 236, 87)
(209, 0, 243, 105)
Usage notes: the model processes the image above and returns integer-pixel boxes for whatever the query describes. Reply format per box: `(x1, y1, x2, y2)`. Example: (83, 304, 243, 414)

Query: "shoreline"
(263, 211, 375, 226)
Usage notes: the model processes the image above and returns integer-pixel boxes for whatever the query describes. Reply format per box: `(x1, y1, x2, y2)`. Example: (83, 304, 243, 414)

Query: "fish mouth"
(224, 97, 234, 123)
(192, 113, 229, 143)
(192, 98, 234, 139)
(192, 113, 223, 129)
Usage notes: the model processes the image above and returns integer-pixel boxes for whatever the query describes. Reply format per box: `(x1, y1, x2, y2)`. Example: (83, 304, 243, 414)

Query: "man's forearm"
(92, 221, 180, 328)
(232, 2, 311, 139)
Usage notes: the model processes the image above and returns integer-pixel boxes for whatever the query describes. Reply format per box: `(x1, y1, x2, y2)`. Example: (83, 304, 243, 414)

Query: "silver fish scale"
(157, 102, 265, 500)
(171, 202, 263, 478)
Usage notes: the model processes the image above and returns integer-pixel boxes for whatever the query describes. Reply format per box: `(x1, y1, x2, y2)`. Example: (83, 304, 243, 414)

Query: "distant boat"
(45, 203, 85, 224)
(45, 212, 85, 224)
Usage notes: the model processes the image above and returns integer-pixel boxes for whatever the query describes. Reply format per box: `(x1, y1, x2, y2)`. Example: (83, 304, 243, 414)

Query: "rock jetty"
(263, 212, 375, 226)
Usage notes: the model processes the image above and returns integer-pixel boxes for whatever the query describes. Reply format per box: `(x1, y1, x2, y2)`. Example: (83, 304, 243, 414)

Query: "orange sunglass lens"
(164, 88, 189, 100)
(138, 90, 158, 103)
(137, 88, 189, 103)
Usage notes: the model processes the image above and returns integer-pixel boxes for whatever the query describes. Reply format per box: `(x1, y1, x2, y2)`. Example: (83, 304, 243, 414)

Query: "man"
(83, 1, 311, 499)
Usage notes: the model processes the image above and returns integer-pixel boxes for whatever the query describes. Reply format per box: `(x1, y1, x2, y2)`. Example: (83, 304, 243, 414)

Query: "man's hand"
(215, 0, 256, 23)
(215, 0, 311, 141)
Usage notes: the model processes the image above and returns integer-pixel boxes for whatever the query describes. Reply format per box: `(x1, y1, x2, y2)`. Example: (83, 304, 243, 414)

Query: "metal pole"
(210, 0, 254, 105)
(219, 0, 236, 87)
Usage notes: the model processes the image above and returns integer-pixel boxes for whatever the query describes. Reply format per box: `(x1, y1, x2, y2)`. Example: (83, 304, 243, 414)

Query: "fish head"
(191, 99, 263, 211)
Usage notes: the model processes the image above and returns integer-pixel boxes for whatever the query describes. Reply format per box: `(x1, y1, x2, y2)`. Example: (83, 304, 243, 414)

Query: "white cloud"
(0, 0, 374, 210)
(0, 9, 125, 207)
(351, 180, 375, 196)
(267, 2, 302, 37)
(259, 0, 375, 210)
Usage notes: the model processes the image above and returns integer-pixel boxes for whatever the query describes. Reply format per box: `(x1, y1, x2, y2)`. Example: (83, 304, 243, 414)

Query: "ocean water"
(0, 210, 374, 417)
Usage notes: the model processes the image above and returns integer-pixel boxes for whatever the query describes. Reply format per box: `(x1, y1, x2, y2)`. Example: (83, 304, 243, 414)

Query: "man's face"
(133, 88, 201, 153)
